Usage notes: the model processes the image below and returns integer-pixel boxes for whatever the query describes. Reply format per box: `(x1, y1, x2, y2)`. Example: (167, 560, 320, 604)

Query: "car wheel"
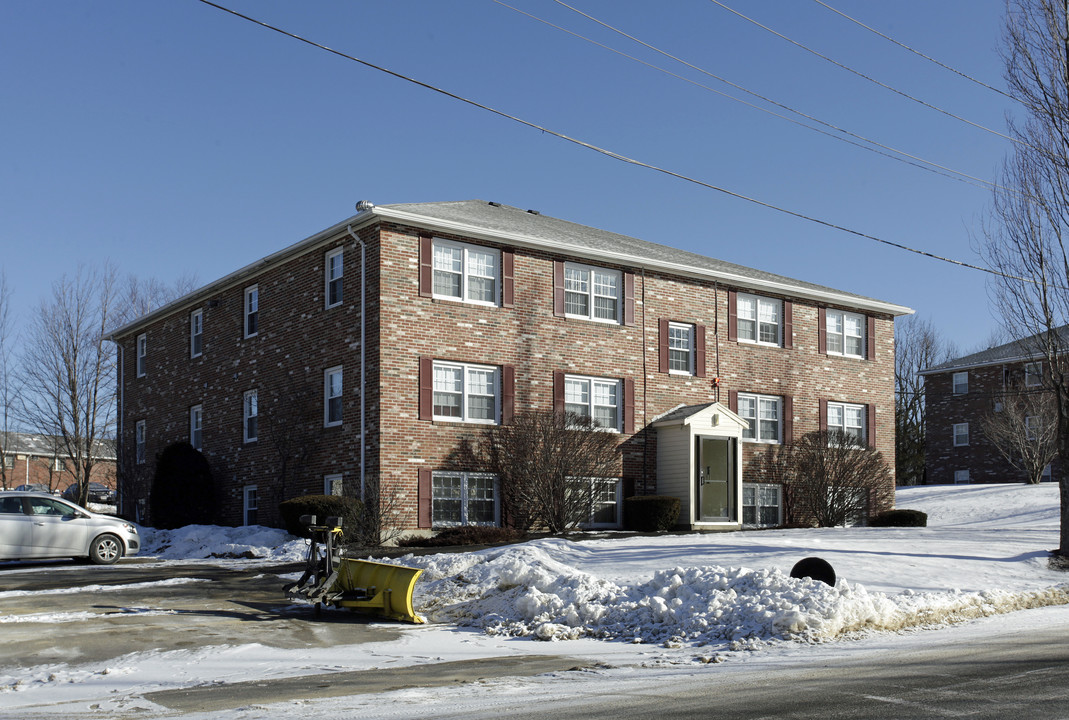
(89, 534, 123, 565)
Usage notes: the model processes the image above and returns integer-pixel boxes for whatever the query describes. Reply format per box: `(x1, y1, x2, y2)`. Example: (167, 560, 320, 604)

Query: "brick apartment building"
(107, 200, 910, 533)
(0, 432, 116, 493)
(922, 330, 1064, 485)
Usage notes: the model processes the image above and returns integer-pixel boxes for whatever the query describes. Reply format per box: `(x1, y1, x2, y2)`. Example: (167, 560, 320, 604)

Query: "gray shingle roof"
(921, 325, 1069, 374)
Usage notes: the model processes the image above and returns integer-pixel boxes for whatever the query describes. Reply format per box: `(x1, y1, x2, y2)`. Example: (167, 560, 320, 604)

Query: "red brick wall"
(116, 217, 897, 529)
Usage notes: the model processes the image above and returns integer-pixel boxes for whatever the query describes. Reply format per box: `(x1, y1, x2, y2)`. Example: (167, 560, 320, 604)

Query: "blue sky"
(2, 1, 1013, 354)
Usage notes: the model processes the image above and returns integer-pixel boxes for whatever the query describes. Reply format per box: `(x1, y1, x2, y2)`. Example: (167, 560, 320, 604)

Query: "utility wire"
(812, 0, 1015, 102)
(507, 0, 1011, 194)
(193, 0, 1037, 285)
(705, 0, 1027, 149)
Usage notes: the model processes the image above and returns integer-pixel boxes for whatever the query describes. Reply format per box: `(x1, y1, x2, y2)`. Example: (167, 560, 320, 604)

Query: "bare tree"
(780, 430, 894, 528)
(19, 265, 120, 508)
(0, 271, 20, 489)
(895, 315, 955, 486)
(981, 384, 1059, 484)
(258, 370, 324, 525)
(482, 411, 622, 534)
(980, 0, 1069, 560)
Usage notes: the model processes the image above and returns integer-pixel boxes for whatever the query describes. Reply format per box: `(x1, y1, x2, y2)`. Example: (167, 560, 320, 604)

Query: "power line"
(706, 0, 1026, 149)
(520, 0, 1011, 194)
(811, 0, 1015, 102)
(193, 0, 1034, 285)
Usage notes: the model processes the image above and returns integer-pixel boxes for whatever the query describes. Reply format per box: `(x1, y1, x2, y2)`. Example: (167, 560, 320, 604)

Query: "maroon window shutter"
(867, 316, 876, 360)
(727, 290, 738, 342)
(728, 389, 738, 413)
(658, 318, 669, 373)
(502, 250, 515, 308)
(417, 468, 432, 528)
(553, 370, 565, 414)
(782, 395, 793, 444)
(418, 234, 433, 298)
(818, 308, 828, 355)
(419, 356, 433, 420)
(501, 364, 515, 424)
(623, 377, 635, 434)
(695, 323, 707, 377)
(783, 301, 793, 349)
(553, 261, 565, 317)
(867, 404, 876, 447)
(819, 399, 828, 431)
(623, 272, 636, 326)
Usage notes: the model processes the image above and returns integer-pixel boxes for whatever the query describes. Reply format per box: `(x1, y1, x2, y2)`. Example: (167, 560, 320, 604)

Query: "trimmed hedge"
(398, 526, 524, 548)
(869, 508, 928, 527)
(278, 495, 363, 539)
(150, 442, 215, 529)
(624, 495, 681, 532)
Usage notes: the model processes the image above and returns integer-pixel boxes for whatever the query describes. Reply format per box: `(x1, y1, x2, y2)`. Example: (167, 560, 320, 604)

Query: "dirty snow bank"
(140, 524, 306, 562)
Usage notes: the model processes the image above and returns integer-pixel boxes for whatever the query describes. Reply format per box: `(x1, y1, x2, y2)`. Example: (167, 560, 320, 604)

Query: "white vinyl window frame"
(736, 293, 782, 346)
(243, 485, 258, 526)
(52, 457, 64, 472)
(579, 477, 623, 529)
(667, 322, 695, 375)
(1025, 362, 1043, 387)
(954, 469, 970, 484)
(190, 309, 203, 358)
(742, 483, 782, 528)
(827, 401, 866, 444)
(136, 334, 147, 377)
(432, 361, 500, 424)
(563, 375, 623, 432)
(324, 366, 343, 427)
(325, 247, 343, 309)
(825, 309, 866, 358)
(244, 285, 259, 338)
(324, 474, 343, 496)
(190, 404, 203, 451)
(736, 393, 782, 443)
(135, 420, 146, 465)
(953, 422, 970, 447)
(431, 238, 501, 307)
(952, 371, 968, 394)
(563, 262, 622, 324)
(430, 471, 500, 528)
(243, 390, 259, 443)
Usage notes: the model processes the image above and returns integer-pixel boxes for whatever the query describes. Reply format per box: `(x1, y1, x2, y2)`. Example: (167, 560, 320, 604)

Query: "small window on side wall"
(191, 309, 203, 358)
(952, 371, 968, 394)
(326, 248, 343, 308)
(244, 285, 259, 338)
(136, 334, 147, 377)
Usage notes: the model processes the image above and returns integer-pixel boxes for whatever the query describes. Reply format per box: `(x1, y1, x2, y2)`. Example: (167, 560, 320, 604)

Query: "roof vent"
(526, 209, 540, 215)
(488, 201, 501, 207)
(355, 200, 375, 212)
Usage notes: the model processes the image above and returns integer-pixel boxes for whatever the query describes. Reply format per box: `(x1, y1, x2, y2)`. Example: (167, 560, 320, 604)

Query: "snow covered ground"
(2, 483, 1068, 719)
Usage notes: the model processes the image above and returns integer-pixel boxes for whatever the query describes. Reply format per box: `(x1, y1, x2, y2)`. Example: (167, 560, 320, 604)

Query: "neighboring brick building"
(922, 331, 1064, 485)
(0, 432, 116, 494)
(107, 200, 910, 533)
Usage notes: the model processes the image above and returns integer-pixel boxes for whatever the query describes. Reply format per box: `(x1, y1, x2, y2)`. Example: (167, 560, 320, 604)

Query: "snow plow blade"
(331, 558, 425, 624)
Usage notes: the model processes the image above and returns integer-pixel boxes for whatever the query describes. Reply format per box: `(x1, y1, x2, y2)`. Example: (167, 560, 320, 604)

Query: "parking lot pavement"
(0, 560, 405, 668)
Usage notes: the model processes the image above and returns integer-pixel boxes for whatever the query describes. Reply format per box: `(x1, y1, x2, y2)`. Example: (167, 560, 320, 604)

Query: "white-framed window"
(1025, 362, 1043, 387)
(953, 422, 969, 447)
(324, 366, 343, 427)
(431, 471, 499, 527)
(244, 285, 259, 338)
(952, 371, 968, 394)
(827, 402, 866, 443)
(243, 390, 258, 443)
(52, 457, 64, 472)
(324, 474, 343, 496)
(1026, 415, 1039, 441)
(433, 361, 499, 424)
(1, 455, 13, 469)
(190, 309, 203, 358)
(243, 485, 258, 526)
(954, 469, 970, 484)
(190, 404, 203, 451)
(737, 294, 781, 346)
(743, 483, 782, 527)
(825, 309, 865, 358)
(737, 393, 782, 443)
(668, 322, 695, 375)
(580, 478, 623, 529)
(325, 248, 343, 308)
(135, 420, 146, 465)
(433, 239, 500, 306)
(136, 334, 147, 377)
(564, 262, 622, 323)
(1042, 464, 1053, 482)
(564, 375, 622, 431)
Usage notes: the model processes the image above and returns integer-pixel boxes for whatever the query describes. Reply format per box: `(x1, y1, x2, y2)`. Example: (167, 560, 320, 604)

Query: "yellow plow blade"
(329, 558, 425, 624)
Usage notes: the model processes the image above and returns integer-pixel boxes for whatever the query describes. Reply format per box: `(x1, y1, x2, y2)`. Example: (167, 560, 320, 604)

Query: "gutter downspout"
(346, 224, 367, 501)
(115, 341, 125, 516)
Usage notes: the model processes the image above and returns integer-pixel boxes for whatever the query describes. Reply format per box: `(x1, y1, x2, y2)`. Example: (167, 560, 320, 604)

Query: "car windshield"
(28, 498, 79, 517)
